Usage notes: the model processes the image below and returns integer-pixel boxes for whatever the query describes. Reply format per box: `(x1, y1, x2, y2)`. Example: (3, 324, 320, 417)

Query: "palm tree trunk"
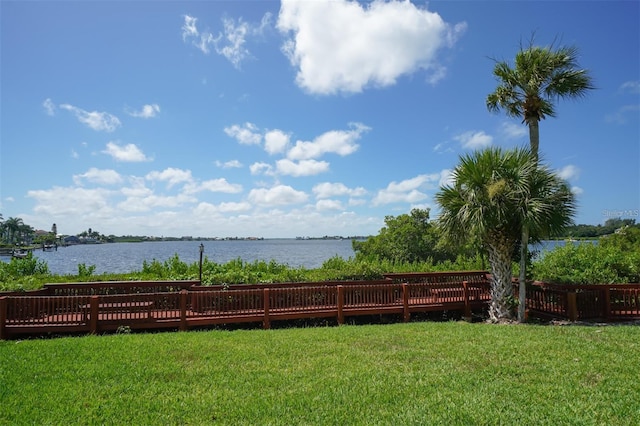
(528, 119, 540, 162)
(487, 237, 515, 322)
(518, 227, 529, 322)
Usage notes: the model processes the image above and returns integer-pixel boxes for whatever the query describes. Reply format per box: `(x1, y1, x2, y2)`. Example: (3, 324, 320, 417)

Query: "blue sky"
(1, 0, 638, 238)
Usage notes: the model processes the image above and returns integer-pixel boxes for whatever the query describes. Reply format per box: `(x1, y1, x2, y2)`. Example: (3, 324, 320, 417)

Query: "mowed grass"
(1, 322, 639, 425)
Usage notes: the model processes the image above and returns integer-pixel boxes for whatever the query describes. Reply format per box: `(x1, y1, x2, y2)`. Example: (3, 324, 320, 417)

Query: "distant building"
(63, 235, 81, 245)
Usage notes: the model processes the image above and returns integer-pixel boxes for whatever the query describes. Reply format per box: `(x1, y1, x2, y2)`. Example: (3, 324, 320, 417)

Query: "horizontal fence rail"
(2, 275, 639, 339)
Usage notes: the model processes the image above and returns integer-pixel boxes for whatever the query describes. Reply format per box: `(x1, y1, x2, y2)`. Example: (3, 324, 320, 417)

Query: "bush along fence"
(1, 272, 639, 339)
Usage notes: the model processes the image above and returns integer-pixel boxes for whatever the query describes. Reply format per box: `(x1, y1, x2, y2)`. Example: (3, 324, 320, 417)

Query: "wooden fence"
(526, 282, 640, 321)
(1, 273, 639, 339)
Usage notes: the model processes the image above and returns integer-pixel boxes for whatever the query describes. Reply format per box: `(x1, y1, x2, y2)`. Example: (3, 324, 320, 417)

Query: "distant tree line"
(562, 218, 637, 239)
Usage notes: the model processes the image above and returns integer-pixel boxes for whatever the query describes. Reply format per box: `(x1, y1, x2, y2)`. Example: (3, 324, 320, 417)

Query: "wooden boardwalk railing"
(526, 282, 640, 321)
(0, 275, 491, 339)
(2, 274, 639, 339)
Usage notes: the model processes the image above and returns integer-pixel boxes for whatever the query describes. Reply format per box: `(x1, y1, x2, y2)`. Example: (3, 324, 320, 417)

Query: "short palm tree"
(436, 147, 575, 322)
(486, 41, 594, 162)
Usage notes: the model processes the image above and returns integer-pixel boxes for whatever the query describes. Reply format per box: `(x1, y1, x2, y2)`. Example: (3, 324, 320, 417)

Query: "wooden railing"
(526, 282, 640, 321)
(2, 274, 639, 339)
(0, 273, 491, 339)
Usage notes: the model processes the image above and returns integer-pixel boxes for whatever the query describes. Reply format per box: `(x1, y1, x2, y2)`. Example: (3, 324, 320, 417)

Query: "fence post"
(566, 291, 578, 321)
(462, 281, 472, 321)
(337, 285, 344, 325)
(602, 287, 611, 320)
(263, 288, 270, 329)
(402, 283, 410, 322)
(179, 290, 188, 331)
(0, 297, 7, 340)
(90, 295, 99, 334)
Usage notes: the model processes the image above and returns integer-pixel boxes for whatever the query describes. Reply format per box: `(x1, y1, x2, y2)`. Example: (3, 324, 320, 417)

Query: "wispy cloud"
(500, 122, 527, 140)
(181, 13, 272, 69)
(127, 104, 160, 118)
(277, 0, 466, 94)
(215, 160, 243, 169)
(42, 98, 56, 116)
(619, 80, 640, 94)
(60, 104, 121, 132)
(605, 104, 640, 125)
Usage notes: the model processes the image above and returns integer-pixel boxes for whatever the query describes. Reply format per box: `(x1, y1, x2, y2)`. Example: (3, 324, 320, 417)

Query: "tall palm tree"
(4, 217, 24, 245)
(436, 147, 575, 322)
(486, 41, 593, 320)
(486, 41, 594, 162)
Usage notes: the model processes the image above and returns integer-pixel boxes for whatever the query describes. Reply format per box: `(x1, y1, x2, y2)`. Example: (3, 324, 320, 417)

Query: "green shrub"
(77, 263, 96, 278)
(533, 242, 640, 284)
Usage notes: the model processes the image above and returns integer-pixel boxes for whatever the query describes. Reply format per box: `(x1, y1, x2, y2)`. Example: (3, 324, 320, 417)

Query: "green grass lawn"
(1, 321, 639, 425)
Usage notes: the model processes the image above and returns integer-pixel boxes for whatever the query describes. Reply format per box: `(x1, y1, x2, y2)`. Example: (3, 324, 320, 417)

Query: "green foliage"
(352, 208, 456, 263)
(0, 252, 50, 292)
(0, 253, 48, 277)
(599, 224, 640, 252)
(533, 242, 640, 284)
(77, 263, 96, 278)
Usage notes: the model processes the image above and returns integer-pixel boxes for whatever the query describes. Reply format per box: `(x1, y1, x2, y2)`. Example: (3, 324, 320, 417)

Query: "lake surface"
(2, 239, 357, 275)
(0, 238, 593, 276)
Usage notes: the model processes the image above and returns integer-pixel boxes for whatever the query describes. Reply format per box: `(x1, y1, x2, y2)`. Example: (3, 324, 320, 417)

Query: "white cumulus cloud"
(316, 199, 344, 211)
(313, 182, 367, 199)
(184, 178, 243, 194)
(224, 122, 263, 145)
(276, 159, 330, 176)
(372, 173, 441, 206)
(277, 0, 466, 94)
(73, 168, 123, 186)
(146, 167, 193, 188)
(248, 185, 308, 206)
(103, 141, 150, 162)
(556, 164, 580, 181)
(454, 130, 493, 149)
(287, 122, 369, 160)
(250, 162, 275, 176)
(264, 129, 290, 155)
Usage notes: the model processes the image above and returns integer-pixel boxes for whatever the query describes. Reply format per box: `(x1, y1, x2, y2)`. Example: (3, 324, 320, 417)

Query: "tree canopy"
(352, 208, 455, 264)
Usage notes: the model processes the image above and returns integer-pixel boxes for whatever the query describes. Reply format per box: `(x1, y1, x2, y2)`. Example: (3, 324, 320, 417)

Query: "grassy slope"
(1, 322, 639, 425)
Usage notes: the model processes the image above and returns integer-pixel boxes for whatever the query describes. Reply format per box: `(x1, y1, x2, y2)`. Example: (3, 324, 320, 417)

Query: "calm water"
(2, 239, 357, 275)
(1, 239, 592, 276)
